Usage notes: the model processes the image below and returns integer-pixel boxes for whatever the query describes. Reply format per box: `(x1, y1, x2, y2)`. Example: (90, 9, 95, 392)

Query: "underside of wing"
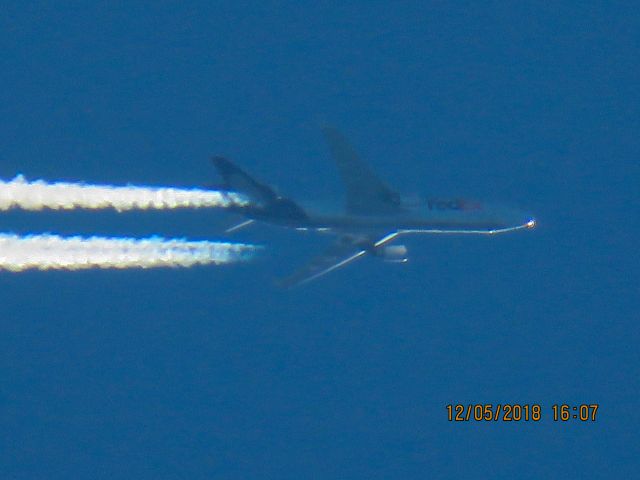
(277, 237, 368, 288)
(321, 126, 403, 215)
(277, 231, 401, 288)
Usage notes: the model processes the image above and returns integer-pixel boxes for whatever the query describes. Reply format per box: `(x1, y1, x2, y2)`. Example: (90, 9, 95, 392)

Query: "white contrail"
(0, 233, 258, 271)
(0, 175, 248, 212)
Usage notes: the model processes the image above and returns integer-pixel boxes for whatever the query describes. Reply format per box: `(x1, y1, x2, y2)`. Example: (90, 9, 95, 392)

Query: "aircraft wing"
(321, 126, 403, 215)
(278, 231, 400, 288)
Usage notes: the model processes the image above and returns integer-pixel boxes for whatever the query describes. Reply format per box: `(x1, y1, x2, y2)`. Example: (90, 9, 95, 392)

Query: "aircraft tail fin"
(211, 157, 278, 205)
(211, 157, 308, 221)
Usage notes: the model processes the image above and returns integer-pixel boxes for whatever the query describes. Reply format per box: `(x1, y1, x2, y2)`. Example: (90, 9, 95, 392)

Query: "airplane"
(212, 126, 536, 287)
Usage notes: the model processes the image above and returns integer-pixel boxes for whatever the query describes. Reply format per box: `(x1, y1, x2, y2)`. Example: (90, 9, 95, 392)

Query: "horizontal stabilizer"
(225, 219, 255, 233)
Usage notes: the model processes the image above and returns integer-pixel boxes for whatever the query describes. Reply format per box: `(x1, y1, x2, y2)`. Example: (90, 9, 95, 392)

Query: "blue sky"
(1, 2, 637, 479)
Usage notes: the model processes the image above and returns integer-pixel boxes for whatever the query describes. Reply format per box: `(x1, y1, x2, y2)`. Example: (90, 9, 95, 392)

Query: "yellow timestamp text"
(446, 404, 599, 422)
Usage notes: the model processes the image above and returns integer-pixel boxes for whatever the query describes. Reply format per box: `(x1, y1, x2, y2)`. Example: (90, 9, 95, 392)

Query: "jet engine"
(379, 244, 408, 263)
